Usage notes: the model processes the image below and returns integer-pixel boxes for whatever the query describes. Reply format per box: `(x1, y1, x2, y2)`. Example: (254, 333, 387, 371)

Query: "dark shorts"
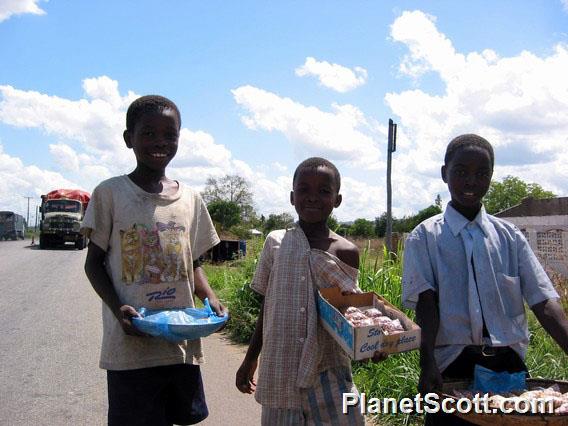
(107, 364, 208, 426)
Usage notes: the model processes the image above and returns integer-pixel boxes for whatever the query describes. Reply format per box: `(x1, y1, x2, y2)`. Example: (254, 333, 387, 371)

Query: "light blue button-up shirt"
(402, 204, 559, 371)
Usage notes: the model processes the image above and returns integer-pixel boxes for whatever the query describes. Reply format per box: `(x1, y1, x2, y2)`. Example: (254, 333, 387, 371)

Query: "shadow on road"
(24, 244, 80, 251)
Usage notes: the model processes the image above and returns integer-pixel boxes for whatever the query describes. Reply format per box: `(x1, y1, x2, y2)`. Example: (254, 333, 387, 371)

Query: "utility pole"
(386, 119, 397, 256)
(23, 196, 33, 231)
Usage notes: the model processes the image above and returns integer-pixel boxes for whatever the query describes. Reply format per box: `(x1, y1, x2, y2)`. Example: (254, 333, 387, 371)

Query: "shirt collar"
(444, 203, 490, 238)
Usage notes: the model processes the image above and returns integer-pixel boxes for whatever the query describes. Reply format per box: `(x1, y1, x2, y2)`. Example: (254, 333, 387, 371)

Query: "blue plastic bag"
(132, 298, 228, 342)
(472, 364, 526, 393)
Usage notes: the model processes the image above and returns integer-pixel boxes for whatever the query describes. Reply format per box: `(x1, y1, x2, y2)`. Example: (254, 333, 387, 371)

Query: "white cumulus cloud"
(232, 85, 382, 169)
(0, 0, 45, 22)
(385, 10, 568, 206)
(0, 144, 81, 221)
(295, 57, 368, 93)
(49, 143, 80, 172)
(0, 77, 253, 209)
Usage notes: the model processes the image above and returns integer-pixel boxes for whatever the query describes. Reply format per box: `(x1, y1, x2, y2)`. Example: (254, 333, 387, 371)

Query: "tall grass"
(356, 242, 568, 426)
(208, 238, 568, 425)
(203, 237, 264, 343)
(354, 244, 422, 426)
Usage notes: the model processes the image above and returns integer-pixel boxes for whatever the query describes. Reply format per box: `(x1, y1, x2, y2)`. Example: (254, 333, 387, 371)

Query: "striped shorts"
(261, 366, 365, 426)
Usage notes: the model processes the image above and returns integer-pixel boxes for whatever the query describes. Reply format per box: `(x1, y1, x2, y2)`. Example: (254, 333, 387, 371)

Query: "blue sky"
(1, 0, 568, 223)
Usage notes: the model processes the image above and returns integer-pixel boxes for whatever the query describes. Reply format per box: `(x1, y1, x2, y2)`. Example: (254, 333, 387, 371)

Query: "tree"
(202, 175, 255, 221)
(375, 203, 441, 236)
(327, 215, 339, 232)
(262, 213, 294, 234)
(207, 200, 241, 230)
(411, 204, 442, 229)
(435, 194, 442, 209)
(484, 176, 556, 214)
(349, 218, 375, 238)
(374, 213, 387, 238)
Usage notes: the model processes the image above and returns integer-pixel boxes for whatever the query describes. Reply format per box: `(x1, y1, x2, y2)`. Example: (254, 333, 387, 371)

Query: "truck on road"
(39, 189, 90, 250)
(0, 211, 26, 240)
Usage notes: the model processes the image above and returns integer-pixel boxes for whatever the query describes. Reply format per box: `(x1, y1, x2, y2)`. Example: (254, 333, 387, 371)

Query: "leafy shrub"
(205, 237, 264, 343)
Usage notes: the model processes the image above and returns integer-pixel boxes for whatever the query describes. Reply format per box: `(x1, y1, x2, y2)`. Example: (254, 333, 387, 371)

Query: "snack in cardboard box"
(343, 306, 405, 335)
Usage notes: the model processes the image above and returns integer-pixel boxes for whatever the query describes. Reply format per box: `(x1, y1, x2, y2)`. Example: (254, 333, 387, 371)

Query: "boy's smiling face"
(290, 166, 342, 224)
(123, 108, 180, 174)
(442, 145, 493, 217)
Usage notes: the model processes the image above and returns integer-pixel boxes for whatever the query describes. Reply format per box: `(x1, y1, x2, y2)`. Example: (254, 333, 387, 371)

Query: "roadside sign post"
(386, 119, 397, 256)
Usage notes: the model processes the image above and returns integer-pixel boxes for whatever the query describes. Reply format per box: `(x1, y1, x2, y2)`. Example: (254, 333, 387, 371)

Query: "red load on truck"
(44, 189, 90, 211)
(39, 189, 91, 249)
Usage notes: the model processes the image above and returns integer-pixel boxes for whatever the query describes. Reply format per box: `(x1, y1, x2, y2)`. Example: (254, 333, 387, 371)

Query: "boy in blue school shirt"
(402, 134, 568, 425)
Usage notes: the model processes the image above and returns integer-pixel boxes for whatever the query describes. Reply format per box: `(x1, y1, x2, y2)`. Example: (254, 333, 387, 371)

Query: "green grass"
(354, 245, 422, 425)
(202, 237, 264, 343)
(204, 239, 568, 426)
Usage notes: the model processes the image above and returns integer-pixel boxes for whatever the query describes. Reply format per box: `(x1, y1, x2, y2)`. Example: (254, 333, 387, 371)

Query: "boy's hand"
(208, 297, 228, 317)
(117, 305, 147, 337)
(236, 359, 257, 394)
(208, 297, 229, 332)
(371, 351, 388, 362)
(418, 363, 443, 394)
(358, 351, 389, 364)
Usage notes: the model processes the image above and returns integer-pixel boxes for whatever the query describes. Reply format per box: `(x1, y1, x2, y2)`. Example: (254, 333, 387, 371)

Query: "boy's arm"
(416, 289, 443, 393)
(236, 299, 264, 394)
(84, 242, 144, 336)
(531, 298, 568, 355)
(193, 265, 227, 317)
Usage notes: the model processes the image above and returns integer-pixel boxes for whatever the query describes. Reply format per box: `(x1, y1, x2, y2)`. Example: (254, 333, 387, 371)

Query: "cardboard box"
(317, 287, 421, 360)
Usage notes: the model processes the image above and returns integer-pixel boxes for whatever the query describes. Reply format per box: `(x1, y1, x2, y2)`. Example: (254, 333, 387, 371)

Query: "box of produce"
(317, 287, 420, 360)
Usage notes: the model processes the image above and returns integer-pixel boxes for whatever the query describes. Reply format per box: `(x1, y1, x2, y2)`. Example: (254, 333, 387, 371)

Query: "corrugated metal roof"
(494, 197, 568, 217)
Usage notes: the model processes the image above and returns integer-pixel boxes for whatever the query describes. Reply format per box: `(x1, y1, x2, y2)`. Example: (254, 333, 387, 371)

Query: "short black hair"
(293, 157, 341, 192)
(125, 95, 181, 131)
(444, 134, 494, 167)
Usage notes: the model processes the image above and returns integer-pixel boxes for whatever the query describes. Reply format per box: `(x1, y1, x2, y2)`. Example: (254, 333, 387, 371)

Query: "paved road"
(0, 239, 260, 425)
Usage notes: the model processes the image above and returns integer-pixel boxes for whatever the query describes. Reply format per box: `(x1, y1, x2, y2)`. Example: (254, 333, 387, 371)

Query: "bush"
(203, 237, 264, 343)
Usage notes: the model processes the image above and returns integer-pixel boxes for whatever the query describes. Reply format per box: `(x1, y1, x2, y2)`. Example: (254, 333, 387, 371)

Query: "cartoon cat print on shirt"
(120, 224, 143, 284)
(157, 221, 187, 282)
(119, 221, 188, 286)
(141, 227, 164, 284)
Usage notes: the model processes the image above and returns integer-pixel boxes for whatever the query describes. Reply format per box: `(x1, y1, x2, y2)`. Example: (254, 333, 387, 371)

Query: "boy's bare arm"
(236, 299, 264, 394)
(416, 289, 443, 393)
(531, 298, 568, 355)
(193, 266, 227, 316)
(333, 235, 360, 269)
(84, 242, 144, 336)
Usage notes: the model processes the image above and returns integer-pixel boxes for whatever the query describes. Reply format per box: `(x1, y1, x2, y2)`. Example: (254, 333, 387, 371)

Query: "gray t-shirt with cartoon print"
(82, 175, 219, 370)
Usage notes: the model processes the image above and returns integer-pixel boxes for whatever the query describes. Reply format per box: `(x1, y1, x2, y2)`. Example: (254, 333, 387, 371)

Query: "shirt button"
(300, 276, 306, 281)
(300, 307, 305, 313)
(298, 337, 305, 343)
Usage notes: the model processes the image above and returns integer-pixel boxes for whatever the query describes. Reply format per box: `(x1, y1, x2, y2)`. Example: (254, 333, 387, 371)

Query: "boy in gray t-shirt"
(83, 95, 225, 425)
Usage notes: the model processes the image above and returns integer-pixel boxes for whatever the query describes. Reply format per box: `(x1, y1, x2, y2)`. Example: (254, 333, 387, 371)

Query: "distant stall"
(204, 231, 246, 262)
(208, 239, 246, 262)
